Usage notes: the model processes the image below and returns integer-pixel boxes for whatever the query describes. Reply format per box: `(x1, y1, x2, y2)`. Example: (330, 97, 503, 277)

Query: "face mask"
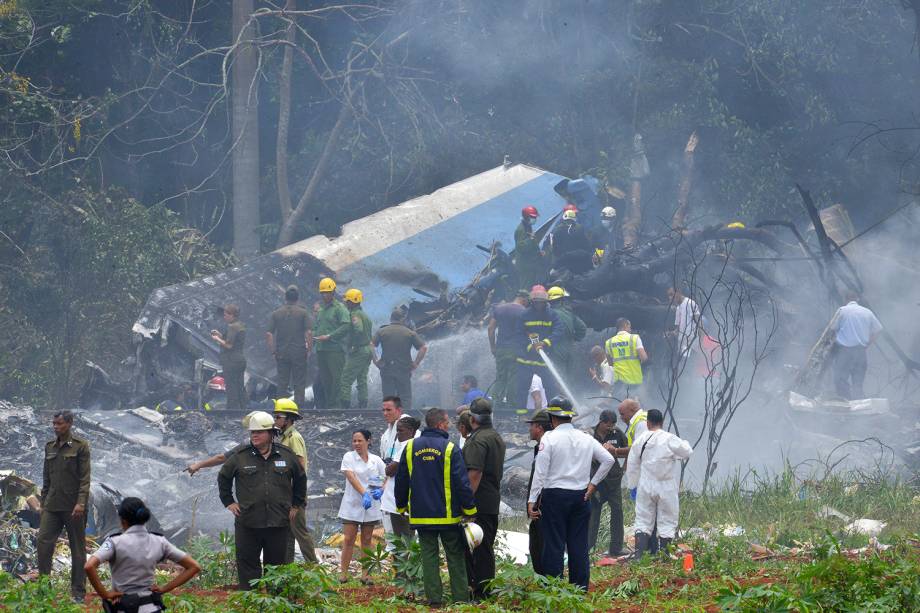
(602, 220, 613, 229)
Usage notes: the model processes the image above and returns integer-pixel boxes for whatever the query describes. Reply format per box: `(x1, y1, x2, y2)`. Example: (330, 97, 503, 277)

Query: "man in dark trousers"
(462, 398, 506, 599)
(395, 408, 477, 607)
(488, 291, 528, 409)
(373, 309, 427, 410)
(313, 278, 350, 410)
(587, 409, 628, 558)
(218, 411, 306, 589)
(525, 410, 552, 574)
(267, 285, 312, 408)
(212, 303, 247, 412)
(37, 410, 90, 603)
(514, 286, 564, 411)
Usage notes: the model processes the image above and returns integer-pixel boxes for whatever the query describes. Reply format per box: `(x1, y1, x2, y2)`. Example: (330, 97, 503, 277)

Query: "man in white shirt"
(526, 375, 548, 412)
(832, 292, 882, 400)
(527, 396, 615, 590)
(626, 409, 692, 558)
(379, 396, 410, 543)
(668, 286, 701, 357)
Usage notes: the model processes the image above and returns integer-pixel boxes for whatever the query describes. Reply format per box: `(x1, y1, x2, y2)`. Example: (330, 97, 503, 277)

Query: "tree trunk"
(275, 0, 296, 223)
(671, 131, 698, 231)
(276, 102, 351, 248)
(623, 180, 641, 248)
(231, 0, 261, 260)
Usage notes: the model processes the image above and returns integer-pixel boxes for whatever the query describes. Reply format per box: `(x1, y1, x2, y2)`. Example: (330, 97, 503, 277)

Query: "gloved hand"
(362, 491, 373, 510)
(629, 488, 637, 501)
(371, 487, 383, 500)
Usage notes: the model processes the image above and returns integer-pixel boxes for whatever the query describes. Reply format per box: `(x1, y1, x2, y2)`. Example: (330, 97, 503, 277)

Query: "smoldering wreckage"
(3, 149, 919, 576)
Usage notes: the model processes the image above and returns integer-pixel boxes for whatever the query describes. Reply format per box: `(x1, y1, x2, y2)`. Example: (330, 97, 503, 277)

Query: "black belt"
(102, 592, 166, 613)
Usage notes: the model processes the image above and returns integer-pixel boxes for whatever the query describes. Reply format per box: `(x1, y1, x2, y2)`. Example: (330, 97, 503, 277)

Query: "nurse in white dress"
(338, 428, 386, 583)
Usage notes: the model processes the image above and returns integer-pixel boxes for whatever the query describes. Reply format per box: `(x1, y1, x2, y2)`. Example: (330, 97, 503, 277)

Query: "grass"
(3, 466, 918, 611)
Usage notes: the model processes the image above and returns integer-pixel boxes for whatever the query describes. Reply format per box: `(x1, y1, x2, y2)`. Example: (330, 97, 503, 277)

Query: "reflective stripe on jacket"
(605, 331, 643, 385)
(625, 410, 648, 446)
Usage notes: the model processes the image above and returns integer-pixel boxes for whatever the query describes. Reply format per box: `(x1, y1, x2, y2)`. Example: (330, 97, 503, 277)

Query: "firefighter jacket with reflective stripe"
(516, 305, 564, 367)
(604, 331, 643, 384)
(625, 410, 648, 446)
(393, 428, 477, 529)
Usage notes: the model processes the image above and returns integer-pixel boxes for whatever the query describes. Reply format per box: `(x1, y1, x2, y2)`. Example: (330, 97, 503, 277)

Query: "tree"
(231, 0, 261, 260)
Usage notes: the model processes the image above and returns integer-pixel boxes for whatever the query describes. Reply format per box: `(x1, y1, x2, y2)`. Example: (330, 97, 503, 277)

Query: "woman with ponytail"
(85, 497, 200, 612)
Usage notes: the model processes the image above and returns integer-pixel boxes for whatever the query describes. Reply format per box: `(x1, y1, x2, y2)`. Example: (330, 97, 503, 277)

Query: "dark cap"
(524, 410, 551, 426)
(286, 284, 298, 292)
(469, 397, 492, 415)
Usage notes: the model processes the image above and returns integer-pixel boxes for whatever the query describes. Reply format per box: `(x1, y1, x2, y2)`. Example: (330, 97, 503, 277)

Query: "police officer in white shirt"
(527, 396, 615, 590)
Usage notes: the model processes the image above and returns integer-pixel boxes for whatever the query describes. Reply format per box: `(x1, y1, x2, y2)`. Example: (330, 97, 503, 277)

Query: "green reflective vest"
(605, 331, 643, 385)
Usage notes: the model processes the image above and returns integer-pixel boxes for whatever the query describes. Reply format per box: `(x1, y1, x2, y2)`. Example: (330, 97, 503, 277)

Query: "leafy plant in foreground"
(388, 534, 425, 599)
(232, 562, 337, 612)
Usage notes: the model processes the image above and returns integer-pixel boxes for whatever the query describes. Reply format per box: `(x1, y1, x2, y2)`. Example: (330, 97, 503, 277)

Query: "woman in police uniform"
(85, 498, 201, 612)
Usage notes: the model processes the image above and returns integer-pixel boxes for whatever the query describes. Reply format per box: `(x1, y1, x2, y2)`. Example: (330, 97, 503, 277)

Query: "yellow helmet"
(344, 288, 363, 304)
(273, 398, 300, 418)
(318, 277, 336, 293)
(726, 221, 746, 229)
(547, 286, 569, 301)
(594, 248, 605, 258)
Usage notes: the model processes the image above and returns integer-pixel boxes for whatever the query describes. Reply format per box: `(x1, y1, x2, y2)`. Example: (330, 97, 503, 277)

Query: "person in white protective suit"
(625, 409, 692, 558)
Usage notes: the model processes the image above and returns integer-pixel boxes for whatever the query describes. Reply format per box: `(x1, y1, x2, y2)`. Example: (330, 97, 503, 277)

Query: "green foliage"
(358, 541, 388, 577)
(0, 573, 83, 612)
(388, 534, 425, 599)
(487, 560, 594, 612)
(185, 531, 237, 589)
(232, 563, 337, 612)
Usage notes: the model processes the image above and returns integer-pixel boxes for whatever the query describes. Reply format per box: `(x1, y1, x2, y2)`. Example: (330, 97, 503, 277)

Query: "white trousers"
(634, 479, 680, 538)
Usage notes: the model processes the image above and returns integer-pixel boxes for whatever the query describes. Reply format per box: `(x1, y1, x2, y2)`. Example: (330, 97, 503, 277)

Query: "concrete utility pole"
(231, 0, 261, 260)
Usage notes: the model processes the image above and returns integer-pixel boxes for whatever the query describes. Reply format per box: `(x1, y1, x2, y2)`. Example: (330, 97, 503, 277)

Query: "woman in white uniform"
(85, 497, 200, 612)
(338, 429, 386, 583)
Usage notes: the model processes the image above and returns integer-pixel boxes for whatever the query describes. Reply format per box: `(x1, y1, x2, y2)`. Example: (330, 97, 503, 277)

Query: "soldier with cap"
(267, 285, 312, 408)
(218, 411, 306, 589)
(524, 410, 552, 574)
(338, 288, 374, 408)
(528, 397, 615, 590)
(372, 309, 427, 410)
(37, 409, 91, 602)
(273, 399, 318, 564)
(461, 397, 506, 599)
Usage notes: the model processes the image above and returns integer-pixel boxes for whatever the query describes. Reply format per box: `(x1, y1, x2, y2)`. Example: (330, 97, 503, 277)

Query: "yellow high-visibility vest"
(625, 410, 648, 446)
(605, 331, 643, 385)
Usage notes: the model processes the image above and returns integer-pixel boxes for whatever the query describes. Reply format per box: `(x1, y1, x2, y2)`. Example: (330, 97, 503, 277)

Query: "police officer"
(524, 410, 552, 574)
(218, 411, 306, 589)
(211, 303, 247, 412)
(528, 397, 614, 590)
(85, 497, 201, 612)
(313, 278, 351, 410)
(338, 288, 374, 408)
(372, 309, 428, 410)
(462, 397, 506, 599)
(38, 410, 91, 602)
(267, 285, 312, 408)
(394, 407, 477, 607)
(587, 409, 628, 558)
(272, 400, 318, 564)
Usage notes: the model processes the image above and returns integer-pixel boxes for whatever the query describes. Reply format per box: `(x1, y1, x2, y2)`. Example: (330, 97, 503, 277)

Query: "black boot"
(648, 530, 659, 555)
(658, 537, 672, 557)
(632, 532, 650, 561)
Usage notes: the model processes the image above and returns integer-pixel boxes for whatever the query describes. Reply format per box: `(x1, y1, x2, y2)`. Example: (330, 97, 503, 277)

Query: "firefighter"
(394, 408, 478, 606)
(527, 397, 615, 590)
(548, 286, 587, 382)
(514, 286, 564, 411)
(267, 285, 312, 408)
(339, 288, 374, 408)
(272, 399, 318, 564)
(604, 317, 649, 401)
(597, 206, 618, 256)
(487, 290, 528, 409)
(514, 206, 543, 289)
(313, 278, 351, 409)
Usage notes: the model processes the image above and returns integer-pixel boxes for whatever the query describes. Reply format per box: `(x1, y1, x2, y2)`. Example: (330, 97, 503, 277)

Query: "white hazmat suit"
(625, 428, 693, 538)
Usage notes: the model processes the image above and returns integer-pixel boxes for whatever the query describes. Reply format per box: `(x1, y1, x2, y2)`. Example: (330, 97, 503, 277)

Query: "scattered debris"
(844, 518, 887, 537)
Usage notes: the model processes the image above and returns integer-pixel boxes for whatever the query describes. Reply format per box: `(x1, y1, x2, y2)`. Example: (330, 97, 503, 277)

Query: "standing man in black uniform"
(524, 410, 552, 575)
(212, 304, 247, 412)
(587, 409, 628, 558)
(267, 285, 312, 408)
(218, 411, 306, 589)
(37, 410, 91, 603)
(461, 398, 506, 599)
(372, 309, 427, 410)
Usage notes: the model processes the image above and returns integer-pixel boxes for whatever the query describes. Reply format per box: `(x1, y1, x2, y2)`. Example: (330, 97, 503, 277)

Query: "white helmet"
(463, 522, 484, 551)
(246, 411, 276, 431)
(601, 206, 617, 219)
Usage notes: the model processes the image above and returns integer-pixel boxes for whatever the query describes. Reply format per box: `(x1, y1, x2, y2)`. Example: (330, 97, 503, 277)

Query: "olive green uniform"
(221, 320, 247, 412)
(339, 306, 374, 407)
(314, 300, 350, 409)
(514, 221, 542, 289)
(269, 304, 311, 408)
(373, 323, 425, 409)
(461, 425, 506, 598)
(279, 426, 318, 564)
(38, 434, 91, 599)
(552, 304, 587, 380)
(217, 443, 306, 589)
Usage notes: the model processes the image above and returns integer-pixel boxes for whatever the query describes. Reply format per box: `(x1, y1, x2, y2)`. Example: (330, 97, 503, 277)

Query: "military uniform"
(587, 426, 628, 557)
(221, 320, 247, 412)
(338, 306, 374, 407)
(314, 300, 350, 409)
(269, 303, 311, 408)
(278, 425, 318, 564)
(217, 443, 306, 589)
(552, 303, 587, 381)
(514, 221, 542, 289)
(38, 433, 91, 599)
(373, 323, 425, 410)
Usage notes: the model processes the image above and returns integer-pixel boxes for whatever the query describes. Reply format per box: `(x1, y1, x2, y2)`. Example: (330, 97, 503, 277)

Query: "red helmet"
(207, 376, 226, 391)
(530, 284, 547, 293)
(563, 203, 578, 212)
(521, 205, 538, 219)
